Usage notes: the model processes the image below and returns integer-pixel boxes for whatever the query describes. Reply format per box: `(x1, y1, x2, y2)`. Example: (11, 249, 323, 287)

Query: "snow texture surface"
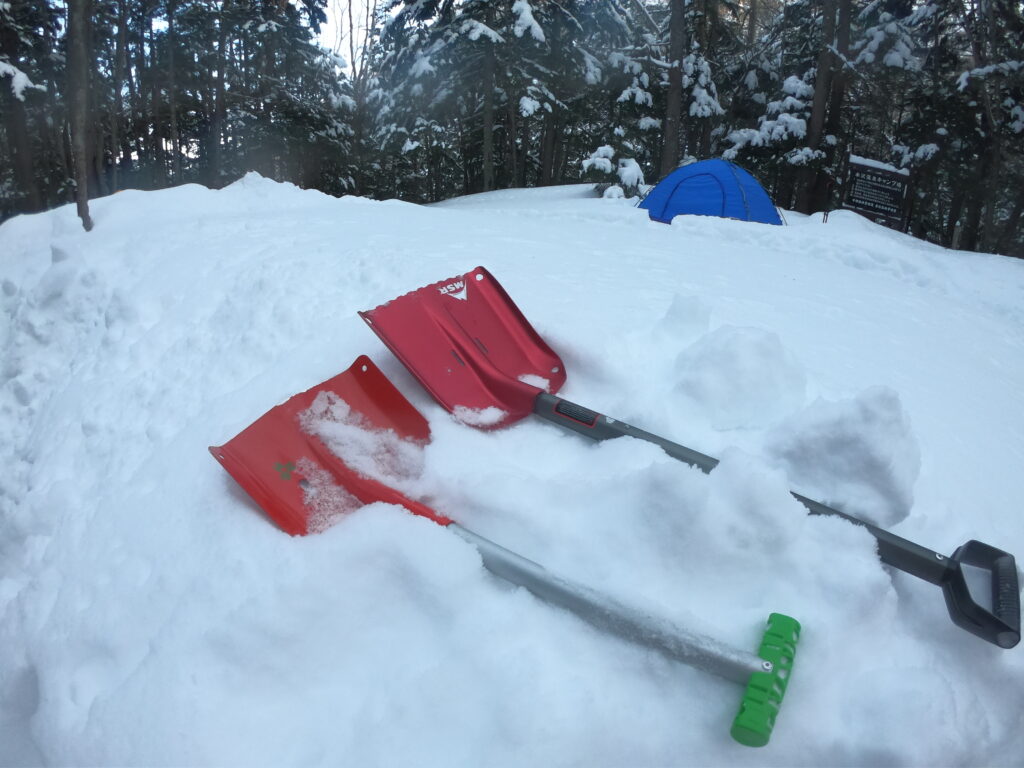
(2, 175, 1023, 766)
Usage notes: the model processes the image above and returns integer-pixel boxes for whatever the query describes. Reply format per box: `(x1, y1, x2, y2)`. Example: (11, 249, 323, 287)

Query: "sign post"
(842, 155, 910, 230)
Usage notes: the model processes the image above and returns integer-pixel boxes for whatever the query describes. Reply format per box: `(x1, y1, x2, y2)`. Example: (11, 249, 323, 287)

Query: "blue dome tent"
(638, 159, 783, 225)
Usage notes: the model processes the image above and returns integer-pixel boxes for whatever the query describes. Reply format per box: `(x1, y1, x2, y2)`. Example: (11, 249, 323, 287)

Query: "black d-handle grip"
(942, 540, 1020, 649)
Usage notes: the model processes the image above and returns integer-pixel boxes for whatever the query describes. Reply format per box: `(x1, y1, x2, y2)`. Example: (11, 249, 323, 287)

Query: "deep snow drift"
(1, 176, 1023, 766)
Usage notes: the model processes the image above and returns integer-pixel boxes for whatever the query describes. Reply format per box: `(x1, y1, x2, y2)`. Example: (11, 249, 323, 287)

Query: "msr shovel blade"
(360, 266, 566, 429)
(209, 355, 450, 535)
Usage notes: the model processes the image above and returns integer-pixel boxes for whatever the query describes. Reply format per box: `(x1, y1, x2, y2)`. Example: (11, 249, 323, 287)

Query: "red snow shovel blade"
(360, 267, 566, 429)
(209, 355, 451, 535)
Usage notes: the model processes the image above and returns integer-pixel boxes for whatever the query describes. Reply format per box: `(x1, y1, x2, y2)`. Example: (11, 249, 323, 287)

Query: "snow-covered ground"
(2, 175, 1023, 766)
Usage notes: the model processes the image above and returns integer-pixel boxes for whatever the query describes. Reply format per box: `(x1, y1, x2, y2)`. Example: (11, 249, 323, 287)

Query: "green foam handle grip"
(730, 612, 802, 747)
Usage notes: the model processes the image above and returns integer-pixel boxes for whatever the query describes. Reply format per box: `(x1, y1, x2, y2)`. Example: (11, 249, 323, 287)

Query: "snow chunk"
(850, 154, 910, 176)
(582, 145, 616, 175)
(0, 60, 46, 100)
(452, 405, 508, 427)
(512, 0, 545, 42)
(617, 158, 644, 188)
(688, 86, 724, 117)
(957, 60, 1023, 91)
(674, 326, 806, 430)
(461, 19, 504, 44)
(300, 391, 425, 489)
(518, 374, 551, 390)
(519, 96, 541, 117)
(787, 147, 825, 165)
(295, 457, 362, 533)
(1010, 104, 1024, 134)
(582, 50, 602, 85)
(782, 75, 814, 99)
(767, 387, 921, 527)
(652, 294, 711, 347)
(411, 55, 435, 78)
(617, 82, 653, 107)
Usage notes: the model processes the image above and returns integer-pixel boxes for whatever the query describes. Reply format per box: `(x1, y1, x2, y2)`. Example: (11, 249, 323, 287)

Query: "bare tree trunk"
(539, 111, 557, 185)
(518, 114, 529, 187)
(506, 103, 520, 187)
(92, 78, 106, 197)
(132, 2, 147, 170)
(149, 20, 166, 186)
(795, 0, 837, 214)
(481, 40, 497, 192)
(120, 45, 135, 176)
(167, 0, 182, 182)
(961, 188, 984, 252)
(109, 0, 128, 191)
(68, 0, 94, 231)
(809, 0, 851, 212)
(945, 189, 965, 247)
(979, 157, 1000, 251)
(553, 125, 568, 183)
(994, 187, 1024, 256)
(659, 0, 686, 178)
(208, 0, 229, 186)
(747, 0, 759, 45)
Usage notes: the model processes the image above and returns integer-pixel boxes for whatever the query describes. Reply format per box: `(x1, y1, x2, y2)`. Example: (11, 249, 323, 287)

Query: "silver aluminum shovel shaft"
(452, 524, 768, 684)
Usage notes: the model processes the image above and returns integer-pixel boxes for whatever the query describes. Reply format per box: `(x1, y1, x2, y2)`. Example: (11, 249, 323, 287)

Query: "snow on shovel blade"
(360, 267, 566, 429)
(209, 355, 450, 535)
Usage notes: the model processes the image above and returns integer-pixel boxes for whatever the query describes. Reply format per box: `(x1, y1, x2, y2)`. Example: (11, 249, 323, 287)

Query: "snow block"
(767, 387, 920, 528)
(731, 613, 802, 747)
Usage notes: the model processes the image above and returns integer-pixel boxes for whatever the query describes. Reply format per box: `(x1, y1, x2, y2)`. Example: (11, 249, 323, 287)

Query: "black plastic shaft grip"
(554, 399, 599, 427)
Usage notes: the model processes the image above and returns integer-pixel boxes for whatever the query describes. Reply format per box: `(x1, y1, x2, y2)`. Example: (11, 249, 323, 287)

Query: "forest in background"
(2, 0, 1022, 256)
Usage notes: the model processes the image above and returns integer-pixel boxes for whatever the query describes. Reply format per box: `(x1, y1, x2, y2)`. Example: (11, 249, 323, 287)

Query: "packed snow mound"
(767, 387, 921, 528)
(673, 325, 807, 430)
(2, 176, 1024, 766)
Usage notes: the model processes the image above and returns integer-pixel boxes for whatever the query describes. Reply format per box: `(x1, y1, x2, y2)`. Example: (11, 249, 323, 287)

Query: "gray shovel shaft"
(451, 524, 766, 684)
(532, 392, 955, 585)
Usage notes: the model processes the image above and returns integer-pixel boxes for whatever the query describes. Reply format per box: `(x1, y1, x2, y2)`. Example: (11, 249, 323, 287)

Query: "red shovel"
(360, 267, 1020, 649)
(209, 355, 800, 747)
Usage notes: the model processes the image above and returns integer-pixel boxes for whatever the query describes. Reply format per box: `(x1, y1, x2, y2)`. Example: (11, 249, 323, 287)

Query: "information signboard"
(843, 157, 909, 229)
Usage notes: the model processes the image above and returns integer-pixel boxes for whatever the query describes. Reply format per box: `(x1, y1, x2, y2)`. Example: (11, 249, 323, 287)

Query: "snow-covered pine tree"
(578, 3, 659, 197)
(724, 0, 851, 212)
(891, 0, 1023, 252)
(0, 0, 61, 219)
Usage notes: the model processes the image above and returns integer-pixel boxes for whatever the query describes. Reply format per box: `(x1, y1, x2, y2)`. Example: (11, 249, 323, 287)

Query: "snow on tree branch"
(0, 61, 46, 101)
(460, 19, 505, 44)
(957, 61, 1023, 91)
(512, 1, 545, 42)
